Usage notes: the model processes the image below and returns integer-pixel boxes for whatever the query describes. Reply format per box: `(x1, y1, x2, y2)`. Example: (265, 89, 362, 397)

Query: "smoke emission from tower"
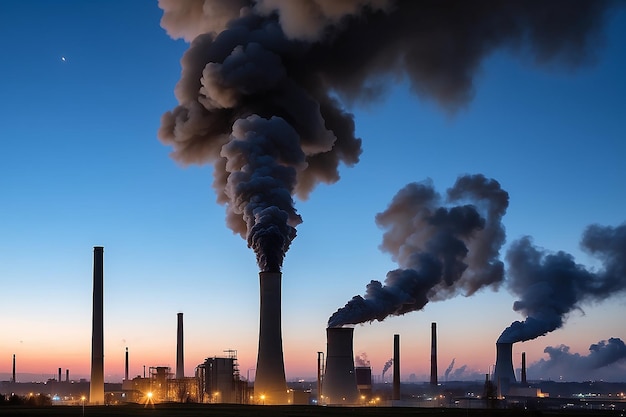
(90, 246, 104, 404)
(176, 312, 184, 379)
(328, 175, 508, 327)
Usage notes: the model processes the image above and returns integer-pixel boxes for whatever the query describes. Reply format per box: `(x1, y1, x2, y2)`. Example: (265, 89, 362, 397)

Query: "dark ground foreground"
(0, 403, 622, 417)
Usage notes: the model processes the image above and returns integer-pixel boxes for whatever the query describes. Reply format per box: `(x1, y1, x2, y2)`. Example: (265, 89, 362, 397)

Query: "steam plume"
(328, 174, 508, 327)
(355, 352, 370, 367)
(444, 358, 455, 381)
(158, 0, 616, 272)
(498, 223, 626, 344)
(381, 358, 393, 380)
(528, 338, 626, 382)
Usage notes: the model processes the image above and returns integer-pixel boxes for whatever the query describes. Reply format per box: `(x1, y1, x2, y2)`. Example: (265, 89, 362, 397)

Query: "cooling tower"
(393, 334, 400, 400)
(521, 351, 527, 384)
(90, 246, 105, 404)
(176, 312, 184, 379)
(254, 271, 287, 404)
(323, 327, 359, 405)
(493, 342, 516, 394)
(430, 322, 438, 386)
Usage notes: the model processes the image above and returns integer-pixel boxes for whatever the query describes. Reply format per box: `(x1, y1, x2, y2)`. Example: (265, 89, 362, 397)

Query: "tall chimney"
(323, 327, 358, 405)
(58, 367, 62, 383)
(90, 246, 105, 404)
(66, 369, 69, 383)
(493, 342, 516, 395)
(176, 313, 184, 379)
(521, 351, 527, 384)
(254, 271, 287, 404)
(125, 347, 129, 381)
(430, 322, 438, 386)
(393, 334, 400, 400)
(12, 354, 15, 383)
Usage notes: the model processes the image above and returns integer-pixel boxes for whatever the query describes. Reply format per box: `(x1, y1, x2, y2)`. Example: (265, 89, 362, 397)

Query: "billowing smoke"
(451, 365, 468, 379)
(355, 352, 370, 367)
(498, 223, 626, 344)
(381, 357, 393, 380)
(158, 0, 616, 272)
(328, 174, 508, 327)
(527, 338, 626, 382)
(444, 358, 455, 381)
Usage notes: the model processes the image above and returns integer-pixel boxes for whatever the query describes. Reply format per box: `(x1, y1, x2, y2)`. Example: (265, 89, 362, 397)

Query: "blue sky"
(0, 1, 625, 383)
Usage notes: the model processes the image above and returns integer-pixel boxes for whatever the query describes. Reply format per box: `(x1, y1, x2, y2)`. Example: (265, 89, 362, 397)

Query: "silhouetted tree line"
(0, 393, 52, 406)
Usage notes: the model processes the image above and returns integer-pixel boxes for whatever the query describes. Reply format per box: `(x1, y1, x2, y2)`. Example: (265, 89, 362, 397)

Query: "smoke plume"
(527, 338, 626, 382)
(158, 0, 616, 272)
(355, 352, 370, 367)
(444, 358, 455, 381)
(381, 357, 393, 379)
(328, 175, 508, 327)
(498, 223, 626, 344)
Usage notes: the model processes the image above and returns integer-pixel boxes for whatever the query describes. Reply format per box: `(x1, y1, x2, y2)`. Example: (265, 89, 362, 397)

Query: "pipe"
(430, 322, 438, 386)
(393, 334, 400, 400)
(90, 246, 105, 404)
(176, 313, 184, 379)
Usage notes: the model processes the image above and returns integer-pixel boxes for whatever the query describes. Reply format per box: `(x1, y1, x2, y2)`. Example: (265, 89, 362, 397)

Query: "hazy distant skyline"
(1, 1, 625, 384)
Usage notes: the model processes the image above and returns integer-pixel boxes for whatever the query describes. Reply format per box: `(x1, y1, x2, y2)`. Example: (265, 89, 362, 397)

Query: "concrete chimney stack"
(66, 369, 69, 383)
(58, 368, 62, 383)
(125, 347, 129, 381)
(176, 313, 184, 379)
(254, 271, 287, 404)
(493, 342, 516, 394)
(393, 334, 400, 400)
(521, 351, 527, 384)
(430, 322, 438, 386)
(12, 354, 15, 383)
(90, 246, 105, 404)
(323, 327, 358, 405)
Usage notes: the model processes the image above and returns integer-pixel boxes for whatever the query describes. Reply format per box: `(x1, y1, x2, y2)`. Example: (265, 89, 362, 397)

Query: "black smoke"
(328, 174, 508, 327)
(498, 223, 626, 344)
(527, 338, 626, 382)
(158, 0, 616, 272)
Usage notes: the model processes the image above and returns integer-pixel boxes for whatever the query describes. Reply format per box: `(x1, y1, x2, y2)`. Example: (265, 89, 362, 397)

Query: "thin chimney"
(12, 354, 15, 383)
(521, 352, 527, 384)
(430, 322, 438, 386)
(125, 347, 129, 381)
(58, 368, 62, 383)
(393, 334, 400, 400)
(90, 246, 105, 404)
(176, 313, 184, 379)
(66, 369, 69, 383)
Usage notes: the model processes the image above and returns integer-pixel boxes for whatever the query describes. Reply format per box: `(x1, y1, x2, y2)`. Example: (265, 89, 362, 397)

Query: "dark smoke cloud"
(527, 338, 626, 382)
(158, 1, 617, 271)
(499, 223, 626, 344)
(328, 175, 508, 327)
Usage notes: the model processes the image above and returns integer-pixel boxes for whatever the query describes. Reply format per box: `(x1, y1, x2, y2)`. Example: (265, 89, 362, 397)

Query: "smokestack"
(90, 246, 104, 404)
(254, 272, 287, 404)
(66, 369, 69, 383)
(323, 327, 358, 405)
(521, 352, 527, 384)
(12, 354, 15, 383)
(493, 342, 516, 394)
(125, 347, 129, 381)
(58, 367, 61, 383)
(393, 334, 400, 400)
(431, 322, 438, 386)
(176, 313, 184, 379)
(317, 351, 323, 404)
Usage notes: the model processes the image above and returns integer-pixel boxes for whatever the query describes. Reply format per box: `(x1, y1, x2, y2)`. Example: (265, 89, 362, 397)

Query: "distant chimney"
(430, 322, 438, 386)
(393, 334, 400, 400)
(323, 327, 358, 405)
(90, 246, 105, 404)
(125, 347, 129, 381)
(176, 313, 184, 379)
(12, 354, 15, 383)
(521, 352, 527, 384)
(58, 368, 62, 382)
(66, 369, 69, 383)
